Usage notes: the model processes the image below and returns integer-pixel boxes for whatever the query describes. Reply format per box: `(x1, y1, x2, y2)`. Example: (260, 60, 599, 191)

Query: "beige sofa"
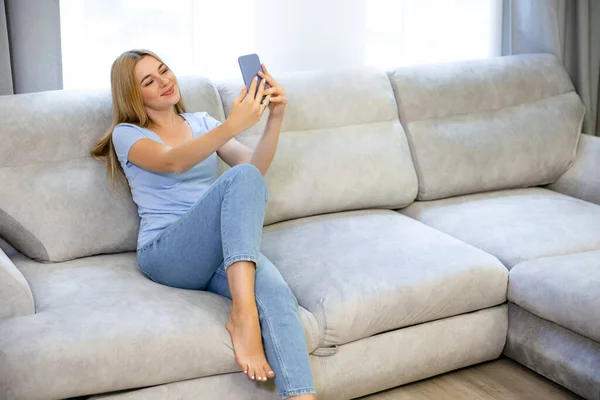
(1, 53, 598, 400)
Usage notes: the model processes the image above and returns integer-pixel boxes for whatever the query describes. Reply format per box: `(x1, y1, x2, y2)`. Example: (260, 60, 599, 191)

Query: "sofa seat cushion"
(401, 188, 600, 269)
(0, 253, 318, 400)
(508, 250, 600, 342)
(260, 209, 508, 348)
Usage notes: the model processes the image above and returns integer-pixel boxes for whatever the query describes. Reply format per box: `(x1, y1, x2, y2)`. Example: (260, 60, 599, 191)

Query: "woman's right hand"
(225, 76, 271, 135)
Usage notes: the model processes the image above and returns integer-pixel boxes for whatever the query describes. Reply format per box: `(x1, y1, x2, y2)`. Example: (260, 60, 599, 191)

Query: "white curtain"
(60, 0, 502, 90)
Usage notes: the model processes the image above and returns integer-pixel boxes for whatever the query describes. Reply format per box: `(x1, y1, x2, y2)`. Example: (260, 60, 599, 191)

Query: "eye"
(160, 68, 168, 74)
(145, 80, 154, 87)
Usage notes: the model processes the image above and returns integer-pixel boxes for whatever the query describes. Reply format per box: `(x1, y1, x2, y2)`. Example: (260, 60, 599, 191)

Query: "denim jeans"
(137, 164, 316, 399)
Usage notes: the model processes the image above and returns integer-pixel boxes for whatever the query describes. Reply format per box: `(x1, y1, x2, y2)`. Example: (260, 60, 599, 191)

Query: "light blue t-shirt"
(112, 112, 221, 249)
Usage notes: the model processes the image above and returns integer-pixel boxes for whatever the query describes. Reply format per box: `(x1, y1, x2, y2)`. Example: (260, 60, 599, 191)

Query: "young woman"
(91, 49, 316, 400)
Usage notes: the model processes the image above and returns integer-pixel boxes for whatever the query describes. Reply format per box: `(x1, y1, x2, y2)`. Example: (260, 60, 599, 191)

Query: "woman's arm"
(250, 114, 283, 176)
(250, 64, 288, 176)
(128, 122, 236, 174)
(128, 78, 268, 174)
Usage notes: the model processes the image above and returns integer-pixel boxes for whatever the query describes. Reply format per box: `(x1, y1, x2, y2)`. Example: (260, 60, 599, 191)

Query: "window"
(60, 0, 502, 90)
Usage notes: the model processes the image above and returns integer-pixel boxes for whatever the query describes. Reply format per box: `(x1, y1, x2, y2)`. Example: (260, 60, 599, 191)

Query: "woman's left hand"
(258, 64, 287, 118)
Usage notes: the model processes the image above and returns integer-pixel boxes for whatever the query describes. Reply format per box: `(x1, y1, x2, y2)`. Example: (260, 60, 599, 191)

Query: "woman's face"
(134, 56, 180, 111)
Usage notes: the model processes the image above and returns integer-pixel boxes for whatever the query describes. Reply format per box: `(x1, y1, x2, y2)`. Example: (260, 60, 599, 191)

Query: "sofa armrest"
(548, 134, 600, 205)
(0, 248, 35, 319)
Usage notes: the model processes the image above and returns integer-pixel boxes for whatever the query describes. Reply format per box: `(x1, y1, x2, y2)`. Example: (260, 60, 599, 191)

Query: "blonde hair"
(91, 49, 186, 190)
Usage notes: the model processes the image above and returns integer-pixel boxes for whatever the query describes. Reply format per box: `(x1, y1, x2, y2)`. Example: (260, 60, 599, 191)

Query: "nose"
(159, 75, 170, 86)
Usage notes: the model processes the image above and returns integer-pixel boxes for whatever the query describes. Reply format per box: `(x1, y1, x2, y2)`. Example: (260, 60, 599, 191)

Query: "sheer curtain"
(59, 0, 502, 90)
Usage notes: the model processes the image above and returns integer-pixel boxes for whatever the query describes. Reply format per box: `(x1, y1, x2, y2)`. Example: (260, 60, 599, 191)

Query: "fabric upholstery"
(217, 68, 419, 225)
(90, 356, 322, 400)
(548, 133, 600, 206)
(505, 303, 600, 400)
(401, 187, 600, 269)
(316, 306, 507, 400)
(88, 306, 506, 400)
(218, 67, 401, 136)
(387, 53, 585, 200)
(0, 159, 139, 262)
(0, 76, 225, 262)
(0, 248, 34, 319)
(0, 252, 319, 400)
(89, 372, 286, 400)
(0, 237, 17, 257)
(508, 250, 600, 342)
(260, 209, 508, 348)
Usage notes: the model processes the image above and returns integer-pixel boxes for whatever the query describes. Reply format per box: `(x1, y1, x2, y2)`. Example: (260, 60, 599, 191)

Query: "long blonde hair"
(91, 49, 186, 190)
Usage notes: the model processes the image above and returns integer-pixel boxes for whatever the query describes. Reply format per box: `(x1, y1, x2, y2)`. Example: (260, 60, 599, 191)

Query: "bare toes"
(259, 366, 267, 381)
(255, 366, 263, 382)
(240, 362, 248, 375)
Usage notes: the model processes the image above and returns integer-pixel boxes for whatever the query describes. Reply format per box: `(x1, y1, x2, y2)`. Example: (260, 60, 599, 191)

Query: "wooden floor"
(356, 358, 582, 400)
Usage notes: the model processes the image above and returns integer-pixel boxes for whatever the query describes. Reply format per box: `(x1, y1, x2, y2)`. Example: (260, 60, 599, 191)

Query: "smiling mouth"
(161, 86, 175, 96)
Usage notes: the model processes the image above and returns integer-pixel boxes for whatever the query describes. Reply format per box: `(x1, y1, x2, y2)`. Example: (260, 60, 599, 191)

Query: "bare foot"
(226, 308, 275, 382)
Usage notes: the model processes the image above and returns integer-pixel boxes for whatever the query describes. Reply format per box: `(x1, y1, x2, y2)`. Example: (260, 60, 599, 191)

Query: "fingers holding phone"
(252, 76, 271, 110)
(244, 74, 263, 103)
(226, 54, 277, 134)
(258, 64, 286, 118)
(227, 77, 268, 134)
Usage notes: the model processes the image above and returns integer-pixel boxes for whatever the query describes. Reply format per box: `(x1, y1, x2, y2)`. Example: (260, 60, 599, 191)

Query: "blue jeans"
(136, 164, 316, 399)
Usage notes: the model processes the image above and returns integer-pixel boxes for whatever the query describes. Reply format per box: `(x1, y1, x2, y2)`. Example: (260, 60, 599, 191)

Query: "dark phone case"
(238, 53, 268, 100)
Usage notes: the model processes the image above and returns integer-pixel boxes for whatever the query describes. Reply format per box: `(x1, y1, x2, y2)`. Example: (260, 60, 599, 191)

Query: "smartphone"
(238, 53, 268, 100)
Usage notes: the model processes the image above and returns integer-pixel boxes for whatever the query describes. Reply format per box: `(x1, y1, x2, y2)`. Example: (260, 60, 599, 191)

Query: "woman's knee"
(229, 163, 261, 179)
(227, 164, 268, 199)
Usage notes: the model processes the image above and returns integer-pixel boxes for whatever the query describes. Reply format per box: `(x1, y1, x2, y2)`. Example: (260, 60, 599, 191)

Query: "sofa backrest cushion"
(387, 53, 585, 201)
(0, 76, 225, 262)
(217, 68, 419, 225)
